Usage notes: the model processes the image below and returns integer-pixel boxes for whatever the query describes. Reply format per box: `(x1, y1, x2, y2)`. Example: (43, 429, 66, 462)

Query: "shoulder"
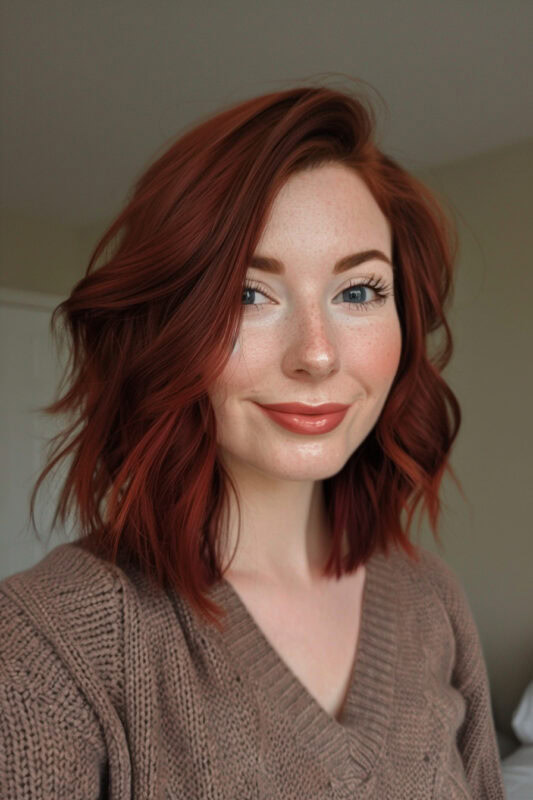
(0, 542, 126, 652)
(389, 544, 486, 685)
(0, 539, 169, 627)
(0, 540, 124, 599)
(0, 543, 129, 703)
(389, 543, 473, 615)
(0, 544, 134, 797)
(0, 541, 193, 693)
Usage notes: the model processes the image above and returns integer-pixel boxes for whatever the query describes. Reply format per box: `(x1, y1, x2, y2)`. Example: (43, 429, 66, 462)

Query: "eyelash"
(241, 275, 393, 313)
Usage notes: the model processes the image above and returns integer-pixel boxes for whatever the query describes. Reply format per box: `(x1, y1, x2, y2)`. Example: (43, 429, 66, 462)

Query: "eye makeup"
(241, 275, 393, 313)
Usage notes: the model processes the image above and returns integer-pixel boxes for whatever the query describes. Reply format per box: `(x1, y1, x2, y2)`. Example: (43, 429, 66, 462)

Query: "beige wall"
(1, 138, 532, 746)
(0, 209, 107, 295)
(413, 138, 533, 746)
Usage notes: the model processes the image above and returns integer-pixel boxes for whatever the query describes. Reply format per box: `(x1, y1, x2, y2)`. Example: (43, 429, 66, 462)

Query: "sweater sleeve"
(419, 549, 506, 800)
(0, 589, 108, 799)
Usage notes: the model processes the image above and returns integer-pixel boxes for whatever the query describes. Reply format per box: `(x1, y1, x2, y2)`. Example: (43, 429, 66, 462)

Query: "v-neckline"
(204, 547, 399, 787)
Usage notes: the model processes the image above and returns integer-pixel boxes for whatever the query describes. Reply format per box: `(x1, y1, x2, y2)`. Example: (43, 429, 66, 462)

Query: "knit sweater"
(0, 541, 506, 799)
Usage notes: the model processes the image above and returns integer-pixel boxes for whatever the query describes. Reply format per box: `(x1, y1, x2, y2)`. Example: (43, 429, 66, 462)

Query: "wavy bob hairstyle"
(29, 81, 463, 631)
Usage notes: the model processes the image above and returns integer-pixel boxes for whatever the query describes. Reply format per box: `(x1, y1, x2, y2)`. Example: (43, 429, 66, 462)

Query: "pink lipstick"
(254, 401, 350, 435)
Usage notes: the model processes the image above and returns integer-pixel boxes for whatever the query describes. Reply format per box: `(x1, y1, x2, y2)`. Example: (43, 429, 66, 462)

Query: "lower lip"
(255, 404, 349, 435)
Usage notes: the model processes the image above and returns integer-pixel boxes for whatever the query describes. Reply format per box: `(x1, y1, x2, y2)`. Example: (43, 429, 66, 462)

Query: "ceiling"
(1, 0, 532, 227)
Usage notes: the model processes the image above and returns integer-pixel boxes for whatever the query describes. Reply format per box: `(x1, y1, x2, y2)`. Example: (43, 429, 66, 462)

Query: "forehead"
(258, 163, 391, 249)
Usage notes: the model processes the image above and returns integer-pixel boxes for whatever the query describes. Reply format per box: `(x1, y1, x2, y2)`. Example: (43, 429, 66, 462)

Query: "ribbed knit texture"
(0, 541, 506, 799)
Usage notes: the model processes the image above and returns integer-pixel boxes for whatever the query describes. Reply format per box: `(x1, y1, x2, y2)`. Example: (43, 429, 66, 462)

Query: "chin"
(252, 456, 351, 483)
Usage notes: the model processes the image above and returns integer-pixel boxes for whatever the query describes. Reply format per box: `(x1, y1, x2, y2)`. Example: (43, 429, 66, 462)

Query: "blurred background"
(1, 0, 532, 780)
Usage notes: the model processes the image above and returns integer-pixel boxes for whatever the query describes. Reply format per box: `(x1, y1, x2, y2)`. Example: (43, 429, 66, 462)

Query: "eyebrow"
(248, 249, 393, 275)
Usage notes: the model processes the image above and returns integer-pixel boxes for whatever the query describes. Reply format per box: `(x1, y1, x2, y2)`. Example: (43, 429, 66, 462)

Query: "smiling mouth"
(257, 402, 350, 415)
(254, 402, 350, 435)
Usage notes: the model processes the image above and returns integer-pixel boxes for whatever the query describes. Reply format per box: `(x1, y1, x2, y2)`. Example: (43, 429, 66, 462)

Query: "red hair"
(29, 81, 463, 631)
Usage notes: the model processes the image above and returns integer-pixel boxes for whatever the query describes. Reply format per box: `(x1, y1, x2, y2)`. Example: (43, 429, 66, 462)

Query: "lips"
(257, 402, 350, 415)
(254, 402, 350, 435)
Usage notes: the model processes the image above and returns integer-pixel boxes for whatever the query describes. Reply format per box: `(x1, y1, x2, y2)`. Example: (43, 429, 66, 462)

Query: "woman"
(0, 83, 506, 798)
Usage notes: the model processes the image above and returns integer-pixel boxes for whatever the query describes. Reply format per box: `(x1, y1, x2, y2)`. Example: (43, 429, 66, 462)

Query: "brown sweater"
(0, 541, 506, 799)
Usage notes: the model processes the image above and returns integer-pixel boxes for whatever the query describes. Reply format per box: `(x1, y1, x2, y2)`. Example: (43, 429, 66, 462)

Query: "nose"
(282, 303, 340, 378)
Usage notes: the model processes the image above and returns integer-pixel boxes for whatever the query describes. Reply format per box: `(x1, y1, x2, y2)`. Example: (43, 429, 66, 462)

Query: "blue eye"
(241, 276, 392, 313)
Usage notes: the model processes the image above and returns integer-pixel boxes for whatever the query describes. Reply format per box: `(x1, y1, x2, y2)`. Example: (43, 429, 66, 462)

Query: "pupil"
(347, 286, 364, 301)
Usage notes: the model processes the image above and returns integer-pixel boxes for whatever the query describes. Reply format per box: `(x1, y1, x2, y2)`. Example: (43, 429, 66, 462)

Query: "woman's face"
(208, 162, 402, 484)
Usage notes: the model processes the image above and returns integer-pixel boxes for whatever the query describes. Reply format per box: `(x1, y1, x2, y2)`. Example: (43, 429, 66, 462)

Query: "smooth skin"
(208, 163, 403, 718)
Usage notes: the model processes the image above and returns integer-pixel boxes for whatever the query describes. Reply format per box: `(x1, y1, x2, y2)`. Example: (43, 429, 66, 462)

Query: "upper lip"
(256, 401, 350, 414)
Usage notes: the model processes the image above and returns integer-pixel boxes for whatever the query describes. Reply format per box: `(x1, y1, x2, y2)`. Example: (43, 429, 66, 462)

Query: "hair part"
(28, 79, 463, 632)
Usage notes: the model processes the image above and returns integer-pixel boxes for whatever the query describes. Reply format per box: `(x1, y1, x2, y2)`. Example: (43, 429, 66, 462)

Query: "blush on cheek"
(376, 341, 402, 378)
(350, 326, 402, 383)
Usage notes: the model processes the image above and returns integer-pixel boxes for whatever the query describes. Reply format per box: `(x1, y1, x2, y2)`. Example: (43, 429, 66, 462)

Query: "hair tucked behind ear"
(28, 77, 463, 632)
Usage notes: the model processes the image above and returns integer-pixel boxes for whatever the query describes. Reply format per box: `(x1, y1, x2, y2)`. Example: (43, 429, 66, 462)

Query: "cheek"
(225, 317, 402, 390)
(210, 333, 271, 414)
(225, 330, 275, 388)
(343, 319, 402, 384)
